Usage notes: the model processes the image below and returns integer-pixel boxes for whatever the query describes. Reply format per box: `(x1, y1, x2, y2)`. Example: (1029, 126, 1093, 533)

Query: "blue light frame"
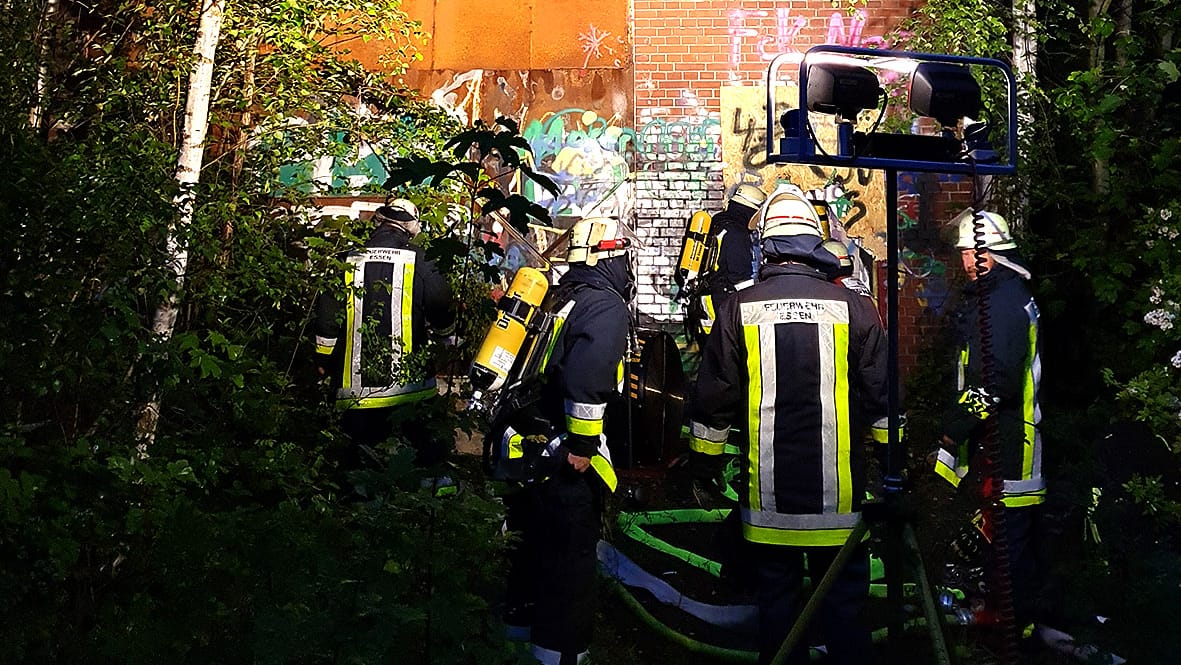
(765, 45, 1018, 175)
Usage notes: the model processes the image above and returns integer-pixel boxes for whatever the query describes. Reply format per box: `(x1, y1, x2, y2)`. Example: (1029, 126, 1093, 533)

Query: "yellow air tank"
(674, 210, 713, 290)
(470, 267, 550, 397)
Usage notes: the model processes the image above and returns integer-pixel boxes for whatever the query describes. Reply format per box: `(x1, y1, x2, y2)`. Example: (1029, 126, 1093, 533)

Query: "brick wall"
(383, 0, 973, 376)
(628, 0, 939, 335)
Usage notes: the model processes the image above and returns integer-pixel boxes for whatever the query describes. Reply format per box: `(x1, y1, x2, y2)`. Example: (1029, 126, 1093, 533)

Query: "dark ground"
(586, 460, 1080, 665)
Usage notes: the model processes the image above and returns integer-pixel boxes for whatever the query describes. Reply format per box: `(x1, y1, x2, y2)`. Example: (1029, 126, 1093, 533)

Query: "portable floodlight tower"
(764, 44, 1019, 660)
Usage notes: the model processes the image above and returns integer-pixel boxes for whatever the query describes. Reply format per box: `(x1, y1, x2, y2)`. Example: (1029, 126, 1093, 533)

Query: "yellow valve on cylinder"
(674, 210, 713, 290)
(470, 267, 550, 397)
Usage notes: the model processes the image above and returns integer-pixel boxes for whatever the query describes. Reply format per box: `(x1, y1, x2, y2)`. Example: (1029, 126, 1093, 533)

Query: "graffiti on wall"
(635, 115, 722, 164)
(431, 69, 485, 126)
(719, 84, 957, 314)
(728, 8, 890, 74)
(522, 109, 636, 217)
(720, 85, 887, 255)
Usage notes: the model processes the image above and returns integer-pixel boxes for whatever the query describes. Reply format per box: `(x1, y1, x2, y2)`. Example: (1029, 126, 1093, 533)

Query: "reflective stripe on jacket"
(939, 266, 1045, 507)
(691, 262, 888, 546)
(313, 225, 454, 409)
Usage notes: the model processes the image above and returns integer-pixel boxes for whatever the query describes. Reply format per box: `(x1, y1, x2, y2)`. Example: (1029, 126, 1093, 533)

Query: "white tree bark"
(28, 0, 59, 132)
(136, 0, 225, 446)
(1012, 0, 1038, 227)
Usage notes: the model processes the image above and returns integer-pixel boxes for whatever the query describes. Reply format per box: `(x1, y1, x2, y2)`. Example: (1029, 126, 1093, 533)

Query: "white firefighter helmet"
(376, 198, 422, 236)
(730, 183, 768, 211)
(554, 216, 639, 266)
(953, 208, 1015, 251)
(821, 239, 853, 272)
(754, 184, 825, 240)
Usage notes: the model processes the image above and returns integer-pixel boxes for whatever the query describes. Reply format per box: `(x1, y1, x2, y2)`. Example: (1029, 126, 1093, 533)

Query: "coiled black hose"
(968, 181, 1019, 664)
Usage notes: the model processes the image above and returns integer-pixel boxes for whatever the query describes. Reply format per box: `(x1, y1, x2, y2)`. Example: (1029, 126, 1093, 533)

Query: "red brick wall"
(632, 0, 922, 118)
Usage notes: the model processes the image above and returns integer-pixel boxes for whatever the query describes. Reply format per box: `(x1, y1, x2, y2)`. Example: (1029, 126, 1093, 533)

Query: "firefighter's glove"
(958, 387, 999, 420)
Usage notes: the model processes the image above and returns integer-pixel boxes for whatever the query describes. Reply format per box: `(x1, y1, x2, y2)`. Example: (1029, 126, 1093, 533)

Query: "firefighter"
(934, 208, 1046, 630)
(495, 216, 633, 664)
(689, 184, 767, 346)
(820, 238, 875, 302)
(689, 185, 889, 665)
(313, 199, 456, 469)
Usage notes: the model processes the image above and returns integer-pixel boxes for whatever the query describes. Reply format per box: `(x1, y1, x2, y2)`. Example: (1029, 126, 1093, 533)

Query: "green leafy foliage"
(0, 1, 518, 662)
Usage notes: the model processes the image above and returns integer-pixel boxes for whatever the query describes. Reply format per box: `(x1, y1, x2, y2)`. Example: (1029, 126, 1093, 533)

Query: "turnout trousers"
(504, 466, 602, 664)
(750, 541, 873, 665)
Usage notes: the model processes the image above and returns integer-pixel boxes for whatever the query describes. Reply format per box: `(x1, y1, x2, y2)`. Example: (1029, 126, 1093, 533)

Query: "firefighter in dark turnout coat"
(691, 184, 767, 345)
(689, 185, 889, 665)
(934, 208, 1045, 629)
(497, 216, 632, 665)
(313, 200, 455, 466)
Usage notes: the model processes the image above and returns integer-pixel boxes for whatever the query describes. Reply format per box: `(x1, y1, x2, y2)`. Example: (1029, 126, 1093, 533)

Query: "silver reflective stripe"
(741, 506, 861, 530)
(338, 378, 436, 401)
(757, 324, 777, 512)
(1026, 299, 1043, 482)
(565, 400, 606, 420)
(734, 279, 755, 291)
(936, 448, 968, 479)
(818, 323, 838, 512)
(1003, 478, 1045, 494)
(315, 335, 337, 348)
(341, 248, 419, 399)
(530, 644, 589, 665)
(691, 420, 730, 443)
(346, 248, 415, 390)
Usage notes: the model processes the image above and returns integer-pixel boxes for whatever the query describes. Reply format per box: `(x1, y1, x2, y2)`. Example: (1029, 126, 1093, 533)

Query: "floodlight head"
(806, 63, 882, 120)
(909, 62, 982, 128)
(962, 119, 997, 163)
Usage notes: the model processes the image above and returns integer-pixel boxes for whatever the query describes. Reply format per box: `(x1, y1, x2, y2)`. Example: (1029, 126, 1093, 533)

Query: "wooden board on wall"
(719, 85, 887, 258)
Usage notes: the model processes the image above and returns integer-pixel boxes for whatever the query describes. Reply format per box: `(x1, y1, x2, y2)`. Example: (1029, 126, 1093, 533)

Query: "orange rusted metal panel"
(431, 0, 532, 71)
(532, 0, 630, 69)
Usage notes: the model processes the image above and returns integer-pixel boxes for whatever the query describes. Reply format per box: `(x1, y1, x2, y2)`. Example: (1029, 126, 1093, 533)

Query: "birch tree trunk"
(135, 0, 226, 447)
(28, 0, 59, 133)
(1089, 0, 1112, 194)
(1012, 0, 1038, 228)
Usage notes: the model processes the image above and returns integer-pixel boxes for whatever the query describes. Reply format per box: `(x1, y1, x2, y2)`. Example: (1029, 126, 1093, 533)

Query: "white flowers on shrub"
(1145, 309, 1176, 330)
(1162, 208, 1173, 222)
(1172, 350, 1181, 369)
(1151, 285, 1164, 305)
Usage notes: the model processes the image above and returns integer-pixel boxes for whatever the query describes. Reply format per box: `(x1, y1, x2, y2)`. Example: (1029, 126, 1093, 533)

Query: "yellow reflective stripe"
(702, 295, 716, 320)
(336, 386, 436, 409)
(507, 433, 525, 460)
(342, 270, 356, 391)
(539, 316, 566, 374)
(722, 443, 741, 455)
(934, 462, 964, 488)
(741, 522, 866, 547)
(700, 295, 717, 335)
(401, 261, 415, 352)
(315, 344, 334, 355)
(834, 322, 852, 513)
(1022, 322, 1037, 482)
(1002, 492, 1045, 507)
(744, 324, 762, 511)
(590, 455, 618, 492)
(689, 437, 725, 455)
(567, 416, 603, 437)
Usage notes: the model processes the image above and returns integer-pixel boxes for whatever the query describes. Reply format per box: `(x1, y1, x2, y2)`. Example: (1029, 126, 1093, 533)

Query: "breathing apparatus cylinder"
(469, 267, 550, 403)
(674, 210, 713, 291)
